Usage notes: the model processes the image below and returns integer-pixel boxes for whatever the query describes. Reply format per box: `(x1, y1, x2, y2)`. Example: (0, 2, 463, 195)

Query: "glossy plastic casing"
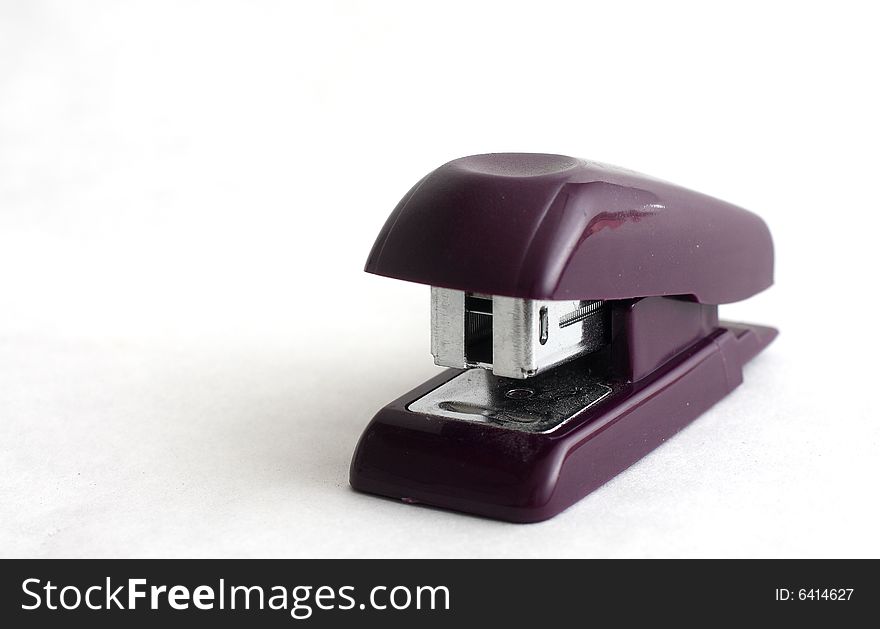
(365, 153, 773, 305)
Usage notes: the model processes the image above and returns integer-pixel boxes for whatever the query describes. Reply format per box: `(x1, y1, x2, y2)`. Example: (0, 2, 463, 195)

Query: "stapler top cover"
(365, 153, 773, 305)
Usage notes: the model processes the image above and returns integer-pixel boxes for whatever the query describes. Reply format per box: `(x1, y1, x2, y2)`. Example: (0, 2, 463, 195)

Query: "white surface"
(1, 1, 878, 558)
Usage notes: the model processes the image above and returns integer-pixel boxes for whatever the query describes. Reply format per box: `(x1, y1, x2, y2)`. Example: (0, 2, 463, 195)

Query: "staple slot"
(559, 300, 605, 328)
(464, 295, 493, 365)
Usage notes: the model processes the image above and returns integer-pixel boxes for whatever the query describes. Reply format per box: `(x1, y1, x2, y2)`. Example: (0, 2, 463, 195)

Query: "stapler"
(350, 153, 775, 523)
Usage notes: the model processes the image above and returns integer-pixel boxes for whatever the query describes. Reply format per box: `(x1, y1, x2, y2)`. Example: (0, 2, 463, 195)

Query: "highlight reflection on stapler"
(350, 153, 775, 522)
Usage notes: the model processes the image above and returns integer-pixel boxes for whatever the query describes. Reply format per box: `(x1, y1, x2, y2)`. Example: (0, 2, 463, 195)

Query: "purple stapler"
(350, 153, 775, 522)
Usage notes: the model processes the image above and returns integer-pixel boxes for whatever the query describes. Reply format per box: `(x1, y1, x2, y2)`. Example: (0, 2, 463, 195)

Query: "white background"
(1, 1, 878, 558)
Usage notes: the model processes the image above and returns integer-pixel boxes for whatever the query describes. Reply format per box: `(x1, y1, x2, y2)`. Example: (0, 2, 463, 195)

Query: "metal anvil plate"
(407, 364, 612, 434)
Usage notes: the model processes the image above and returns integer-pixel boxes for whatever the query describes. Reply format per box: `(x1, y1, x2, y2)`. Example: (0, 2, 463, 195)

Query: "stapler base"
(350, 322, 776, 523)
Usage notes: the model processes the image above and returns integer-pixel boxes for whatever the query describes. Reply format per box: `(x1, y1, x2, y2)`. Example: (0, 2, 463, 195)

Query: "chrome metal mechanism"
(430, 287, 608, 379)
(408, 360, 613, 434)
